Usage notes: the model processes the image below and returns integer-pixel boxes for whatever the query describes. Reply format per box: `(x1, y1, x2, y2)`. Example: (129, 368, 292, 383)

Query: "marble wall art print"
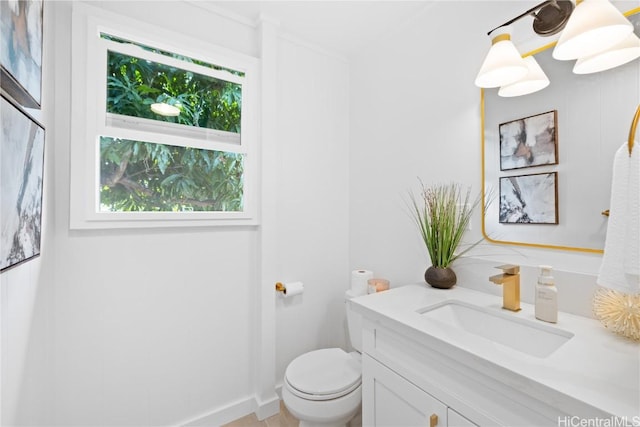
(1, 95, 45, 272)
(499, 110, 558, 171)
(0, 0, 43, 108)
(499, 172, 558, 225)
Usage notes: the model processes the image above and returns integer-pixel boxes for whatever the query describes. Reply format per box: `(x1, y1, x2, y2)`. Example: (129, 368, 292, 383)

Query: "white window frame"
(70, 3, 259, 229)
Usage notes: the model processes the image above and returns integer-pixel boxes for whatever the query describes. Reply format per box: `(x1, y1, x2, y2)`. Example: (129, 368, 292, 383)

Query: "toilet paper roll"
(351, 269, 374, 296)
(282, 281, 304, 298)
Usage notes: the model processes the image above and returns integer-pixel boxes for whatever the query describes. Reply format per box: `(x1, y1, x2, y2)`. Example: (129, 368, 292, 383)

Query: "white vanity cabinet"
(363, 353, 477, 427)
(353, 285, 638, 427)
(447, 408, 477, 427)
(360, 318, 576, 427)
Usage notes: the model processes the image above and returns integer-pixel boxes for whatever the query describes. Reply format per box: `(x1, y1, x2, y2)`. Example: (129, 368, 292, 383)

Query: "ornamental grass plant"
(410, 181, 481, 268)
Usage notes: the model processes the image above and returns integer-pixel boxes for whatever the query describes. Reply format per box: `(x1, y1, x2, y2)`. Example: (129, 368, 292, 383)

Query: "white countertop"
(350, 283, 640, 419)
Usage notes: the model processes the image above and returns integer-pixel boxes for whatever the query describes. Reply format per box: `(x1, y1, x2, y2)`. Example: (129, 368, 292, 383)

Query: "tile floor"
(221, 401, 299, 427)
(222, 401, 363, 427)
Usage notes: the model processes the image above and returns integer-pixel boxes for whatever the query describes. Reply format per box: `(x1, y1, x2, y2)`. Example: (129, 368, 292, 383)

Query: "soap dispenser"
(535, 265, 557, 323)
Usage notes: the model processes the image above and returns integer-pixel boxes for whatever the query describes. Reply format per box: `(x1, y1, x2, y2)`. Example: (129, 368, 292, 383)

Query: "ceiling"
(204, 1, 437, 56)
(203, 1, 640, 58)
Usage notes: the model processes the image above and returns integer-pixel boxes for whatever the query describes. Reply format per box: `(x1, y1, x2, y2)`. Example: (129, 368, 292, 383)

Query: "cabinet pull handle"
(430, 413, 438, 427)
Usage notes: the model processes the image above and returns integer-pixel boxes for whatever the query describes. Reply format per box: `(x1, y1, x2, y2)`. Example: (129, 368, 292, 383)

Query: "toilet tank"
(344, 290, 363, 352)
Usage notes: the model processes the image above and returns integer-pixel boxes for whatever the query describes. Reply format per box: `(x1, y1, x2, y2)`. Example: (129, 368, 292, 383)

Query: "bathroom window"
(70, 4, 258, 228)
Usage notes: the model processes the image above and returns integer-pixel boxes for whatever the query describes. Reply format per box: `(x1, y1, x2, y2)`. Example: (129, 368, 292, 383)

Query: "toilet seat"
(285, 348, 361, 401)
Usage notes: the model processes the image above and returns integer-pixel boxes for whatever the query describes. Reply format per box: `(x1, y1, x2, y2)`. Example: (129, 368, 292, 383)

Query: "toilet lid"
(285, 348, 361, 400)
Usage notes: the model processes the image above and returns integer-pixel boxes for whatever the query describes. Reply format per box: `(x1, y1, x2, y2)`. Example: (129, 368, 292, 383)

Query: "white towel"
(597, 141, 640, 293)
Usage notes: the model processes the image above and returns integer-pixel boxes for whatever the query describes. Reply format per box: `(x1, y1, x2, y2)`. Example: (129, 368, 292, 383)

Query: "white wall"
(275, 38, 350, 383)
(350, 1, 483, 284)
(348, 1, 621, 318)
(2, 1, 351, 425)
(47, 2, 258, 425)
(0, 5, 56, 423)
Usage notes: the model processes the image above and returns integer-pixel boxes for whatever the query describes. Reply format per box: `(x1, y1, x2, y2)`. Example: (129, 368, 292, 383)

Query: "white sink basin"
(418, 300, 574, 358)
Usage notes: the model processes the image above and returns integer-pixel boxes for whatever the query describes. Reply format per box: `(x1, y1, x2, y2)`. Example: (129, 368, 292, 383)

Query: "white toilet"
(282, 290, 363, 427)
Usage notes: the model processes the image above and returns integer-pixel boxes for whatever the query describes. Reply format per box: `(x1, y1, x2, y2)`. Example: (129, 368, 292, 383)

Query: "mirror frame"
(480, 7, 640, 254)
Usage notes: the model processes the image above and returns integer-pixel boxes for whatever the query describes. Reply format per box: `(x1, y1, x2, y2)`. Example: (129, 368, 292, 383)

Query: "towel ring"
(602, 105, 639, 216)
(629, 104, 639, 156)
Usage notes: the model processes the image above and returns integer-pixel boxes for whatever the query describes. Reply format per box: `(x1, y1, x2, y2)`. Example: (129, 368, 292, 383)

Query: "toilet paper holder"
(275, 281, 304, 297)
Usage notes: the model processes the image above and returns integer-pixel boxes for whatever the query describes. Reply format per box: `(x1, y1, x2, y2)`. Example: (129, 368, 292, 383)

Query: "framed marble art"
(1, 94, 45, 272)
(0, 0, 43, 108)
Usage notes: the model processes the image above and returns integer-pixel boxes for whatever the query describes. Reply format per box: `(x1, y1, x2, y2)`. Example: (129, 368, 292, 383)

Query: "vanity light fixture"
(553, 0, 634, 60)
(475, 26, 528, 88)
(498, 55, 550, 97)
(477, 0, 639, 96)
(475, 0, 574, 89)
(573, 32, 640, 74)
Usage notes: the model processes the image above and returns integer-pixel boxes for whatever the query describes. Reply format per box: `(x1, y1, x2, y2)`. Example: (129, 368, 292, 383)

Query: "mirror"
(482, 11, 640, 253)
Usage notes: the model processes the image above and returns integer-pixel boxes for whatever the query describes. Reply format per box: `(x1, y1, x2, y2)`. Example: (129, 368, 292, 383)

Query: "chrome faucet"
(489, 264, 521, 312)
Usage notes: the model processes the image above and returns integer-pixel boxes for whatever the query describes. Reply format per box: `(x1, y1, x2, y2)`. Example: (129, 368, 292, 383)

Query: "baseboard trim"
(179, 396, 256, 426)
(178, 390, 284, 426)
(254, 393, 280, 421)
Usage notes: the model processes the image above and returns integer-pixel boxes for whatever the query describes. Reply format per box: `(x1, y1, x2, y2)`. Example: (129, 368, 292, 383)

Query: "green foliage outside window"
(100, 137, 243, 212)
(100, 48, 245, 213)
(106, 51, 242, 132)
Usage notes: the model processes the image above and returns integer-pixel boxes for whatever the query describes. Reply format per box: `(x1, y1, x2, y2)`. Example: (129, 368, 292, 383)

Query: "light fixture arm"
(488, 0, 554, 35)
(487, 0, 574, 36)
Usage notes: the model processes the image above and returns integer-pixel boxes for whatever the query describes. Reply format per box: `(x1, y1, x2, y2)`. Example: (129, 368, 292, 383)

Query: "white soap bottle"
(535, 265, 557, 323)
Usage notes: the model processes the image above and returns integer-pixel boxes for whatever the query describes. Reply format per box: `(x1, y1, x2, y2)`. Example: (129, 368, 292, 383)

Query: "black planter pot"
(424, 266, 457, 289)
